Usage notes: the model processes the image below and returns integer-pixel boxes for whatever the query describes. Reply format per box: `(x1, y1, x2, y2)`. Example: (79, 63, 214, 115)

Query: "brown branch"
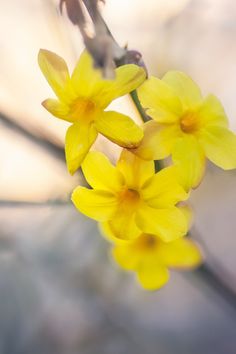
(191, 227, 236, 310)
(60, 0, 86, 27)
(60, 0, 125, 78)
(0, 111, 65, 161)
(193, 264, 236, 312)
(0, 199, 69, 207)
(59, 0, 148, 78)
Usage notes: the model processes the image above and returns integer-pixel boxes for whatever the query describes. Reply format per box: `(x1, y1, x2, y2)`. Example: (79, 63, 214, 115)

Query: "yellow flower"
(72, 149, 188, 242)
(38, 49, 145, 174)
(134, 71, 236, 190)
(101, 218, 201, 290)
(111, 232, 202, 290)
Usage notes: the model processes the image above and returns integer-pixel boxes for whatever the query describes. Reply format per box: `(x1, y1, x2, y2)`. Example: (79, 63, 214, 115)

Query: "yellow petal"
(71, 50, 104, 97)
(159, 237, 202, 268)
(132, 120, 181, 160)
(108, 210, 141, 240)
(162, 71, 202, 109)
(98, 64, 146, 108)
(65, 122, 98, 175)
(136, 205, 188, 242)
(198, 94, 228, 128)
(117, 149, 155, 189)
(172, 135, 206, 191)
(42, 99, 71, 122)
(178, 204, 194, 229)
(82, 151, 124, 192)
(137, 263, 169, 290)
(95, 111, 143, 148)
(99, 222, 130, 245)
(142, 166, 188, 208)
(138, 76, 183, 122)
(71, 51, 145, 107)
(71, 187, 118, 222)
(38, 49, 70, 101)
(112, 244, 139, 270)
(199, 126, 236, 170)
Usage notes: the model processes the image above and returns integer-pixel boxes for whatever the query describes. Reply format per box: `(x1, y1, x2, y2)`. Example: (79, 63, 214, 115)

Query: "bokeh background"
(1, 0, 236, 353)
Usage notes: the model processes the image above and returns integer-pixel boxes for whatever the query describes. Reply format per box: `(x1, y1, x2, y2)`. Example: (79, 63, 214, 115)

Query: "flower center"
(121, 188, 140, 203)
(180, 111, 199, 134)
(70, 98, 97, 122)
(135, 234, 159, 251)
(119, 188, 140, 211)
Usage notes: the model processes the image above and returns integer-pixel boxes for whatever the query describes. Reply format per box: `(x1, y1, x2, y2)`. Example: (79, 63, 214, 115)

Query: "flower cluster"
(38, 48, 236, 290)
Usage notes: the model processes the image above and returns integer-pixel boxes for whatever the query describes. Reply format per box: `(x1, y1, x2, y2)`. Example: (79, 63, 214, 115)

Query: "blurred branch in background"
(0, 111, 64, 161)
(0, 199, 69, 207)
(193, 265, 236, 312)
(192, 227, 236, 312)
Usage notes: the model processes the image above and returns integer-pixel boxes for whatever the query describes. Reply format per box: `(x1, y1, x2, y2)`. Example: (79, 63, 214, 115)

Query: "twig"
(60, 0, 148, 78)
(60, 0, 125, 78)
(0, 111, 64, 161)
(0, 199, 69, 207)
(129, 90, 149, 123)
(190, 227, 236, 311)
(193, 264, 236, 312)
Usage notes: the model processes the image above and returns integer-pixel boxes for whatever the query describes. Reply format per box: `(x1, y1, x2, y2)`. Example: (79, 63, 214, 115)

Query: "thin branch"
(0, 199, 69, 208)
(60, 0, 148, 78)
(190, 227, 236, 310)
(0, 111, 65, 161)
(193, 264, 236, 312)
(129, 90, 149, 123)
(60, 0, 125, 78)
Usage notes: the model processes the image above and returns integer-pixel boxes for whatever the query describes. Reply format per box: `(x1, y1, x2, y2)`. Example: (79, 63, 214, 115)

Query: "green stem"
(130, 90, 162, 172)
(129, 90, 150, 123)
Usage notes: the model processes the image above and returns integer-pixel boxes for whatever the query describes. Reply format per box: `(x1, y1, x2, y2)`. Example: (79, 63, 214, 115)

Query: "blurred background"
(1, 0, 236, 353)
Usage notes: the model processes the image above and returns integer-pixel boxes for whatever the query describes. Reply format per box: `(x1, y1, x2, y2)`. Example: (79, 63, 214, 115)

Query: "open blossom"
(72, 149, 188, 242)
(38, 49, 145, 174)
(111, 231, 201, 290)
(100, 205, 201, 290)
(133, 71, 236, 190)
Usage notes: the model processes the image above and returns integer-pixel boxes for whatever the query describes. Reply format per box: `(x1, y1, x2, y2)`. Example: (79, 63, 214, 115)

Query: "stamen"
(118, 188, 140, 211)
(180, 111, 199, 134)
(70, 98, 96, 121)
(135, 234, 159, 250)
(123, 188, 140, 202)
